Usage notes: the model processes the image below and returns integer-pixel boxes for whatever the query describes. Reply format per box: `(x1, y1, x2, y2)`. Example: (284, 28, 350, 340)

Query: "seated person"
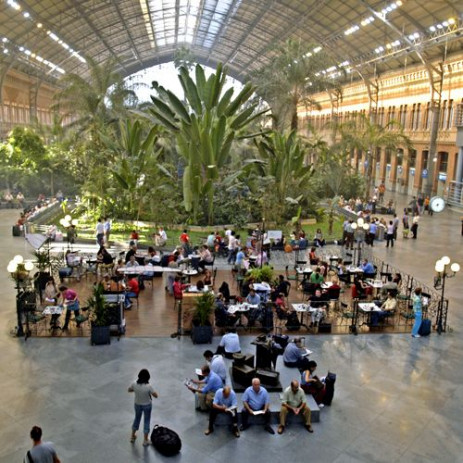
(125, 244, 137, 263)
(352, 276, 372, 299)
(241, 378, 274, 434)
(325, 278, 341, 300)
(308, 289, 328, 326)
(218, 282, 230, 303)
(300, 360, 326, 405)
(274, 274, 291, 298)
(147, 246, 161, 264)
(246, 288, 261, 306)
(310, 268, 324, 286)
(196, 280, 206, 292)
(214, 293, 237, 328)
(124, 276, 139, 309)
(283, 338, 306, 368)
(102, 273, 123, 292)
(65, 250, 82, 279)
(370, 292, 397, 326)
(313, 228, 326, 247)
(216, 328, 241, 359)
(205, 386, 240, 437)
(198, 245, 214, 271)
(187, 365, 222, 411)
(203, 350, 227, 384)
(307, 247, 319, 265)
(203, 269, 213, 287)
(96, 246, 114, 275)
(392, 272, 402, 289)
(360, 259, 375, 274)
(381, 276, 398, 298)
(278, 380, 313, 434)
(273, 293, 288, 332)
(59, 285, 81, 331)
(44, 277, 60, 328)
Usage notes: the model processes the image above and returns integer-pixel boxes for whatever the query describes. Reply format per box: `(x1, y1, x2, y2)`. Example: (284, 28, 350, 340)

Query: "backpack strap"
(26, 451, 34, 463)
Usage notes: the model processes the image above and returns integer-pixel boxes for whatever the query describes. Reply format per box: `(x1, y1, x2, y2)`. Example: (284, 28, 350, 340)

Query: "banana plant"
(134, 63, 268, 225)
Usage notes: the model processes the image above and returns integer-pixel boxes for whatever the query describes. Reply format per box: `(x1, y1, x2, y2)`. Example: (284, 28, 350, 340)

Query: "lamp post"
(7, 255, 34, 337)
(434, 256, 460, 334)
(60, 215, 78, 250)
(350, 218, 370, 266)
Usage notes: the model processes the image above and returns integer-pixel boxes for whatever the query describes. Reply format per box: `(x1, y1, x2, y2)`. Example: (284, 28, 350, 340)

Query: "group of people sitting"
(187, 349, 316, 437)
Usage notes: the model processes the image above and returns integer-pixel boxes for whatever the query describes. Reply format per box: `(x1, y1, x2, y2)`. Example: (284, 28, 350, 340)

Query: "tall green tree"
(137, 63, 267, 224)
(337, 114, 413, 196)
(252, 39, 338, 131)
(249, 130, 314, 223)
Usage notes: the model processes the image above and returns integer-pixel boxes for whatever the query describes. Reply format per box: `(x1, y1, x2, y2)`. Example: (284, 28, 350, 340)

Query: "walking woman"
(385, 220, 395, 248)
(411, 287, 423, 338)
(128, 369, 158, 446)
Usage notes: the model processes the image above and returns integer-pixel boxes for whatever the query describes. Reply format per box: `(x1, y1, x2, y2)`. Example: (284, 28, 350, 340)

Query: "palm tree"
(249, 130, 314, 223)
(337, 114, 413, 196)
(135, 63, 267, 224)
(252, 39, 338, 132)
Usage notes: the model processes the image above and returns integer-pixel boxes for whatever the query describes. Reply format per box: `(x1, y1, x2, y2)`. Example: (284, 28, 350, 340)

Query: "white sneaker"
(412, 334, 421, 338)
(319, 403, 325, 408)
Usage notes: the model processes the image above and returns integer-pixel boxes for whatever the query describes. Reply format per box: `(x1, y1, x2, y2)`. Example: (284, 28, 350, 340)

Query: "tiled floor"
(1, 194, 462, 463)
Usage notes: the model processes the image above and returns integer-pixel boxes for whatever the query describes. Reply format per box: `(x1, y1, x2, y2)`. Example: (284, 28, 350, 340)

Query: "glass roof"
(0, 0, 460, 85)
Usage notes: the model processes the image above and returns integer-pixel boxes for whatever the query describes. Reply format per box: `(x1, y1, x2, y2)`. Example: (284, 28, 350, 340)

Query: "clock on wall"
(430, 196, 446, 213)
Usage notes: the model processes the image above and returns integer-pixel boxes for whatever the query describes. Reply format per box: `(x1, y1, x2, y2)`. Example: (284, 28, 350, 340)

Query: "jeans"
(125, 292, 137, 308)
(411, 311, 422, 336)
(132, 403, 152, 434)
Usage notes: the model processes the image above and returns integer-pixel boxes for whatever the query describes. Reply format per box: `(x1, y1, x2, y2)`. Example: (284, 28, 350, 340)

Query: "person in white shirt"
(96, 218, 105, 246)
(385, 220, 395, 248)
(217, 329, 241, 358)
(203, 350, 226, 383)
(103, 217, 111, 244)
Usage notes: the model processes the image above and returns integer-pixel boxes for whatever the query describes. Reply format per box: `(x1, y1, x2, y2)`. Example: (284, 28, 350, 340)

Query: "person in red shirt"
(179, 229, 190, 244)
(173, 276, 189, 300)
(125, 277, 139, 309)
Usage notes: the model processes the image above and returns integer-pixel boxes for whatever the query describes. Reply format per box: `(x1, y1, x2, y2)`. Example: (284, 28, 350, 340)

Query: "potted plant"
(191, 292, 215, 344)
(246, 265, 274, 283)
(88, 284, 111, 345)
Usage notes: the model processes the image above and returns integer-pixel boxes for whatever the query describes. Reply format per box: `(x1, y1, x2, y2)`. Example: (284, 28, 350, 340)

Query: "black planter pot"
(91, 325, 111, 345)
(191, 323, 213, 344)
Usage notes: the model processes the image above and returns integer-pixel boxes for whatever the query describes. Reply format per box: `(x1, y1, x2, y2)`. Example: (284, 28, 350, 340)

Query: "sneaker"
(319, 403, 325, 408)
(204, 429, 213, 436)
(264, 425, 275, 435)
(412, 334, 421, 338)
(143, 440, 150, 447)
(125, 304, 132, 310)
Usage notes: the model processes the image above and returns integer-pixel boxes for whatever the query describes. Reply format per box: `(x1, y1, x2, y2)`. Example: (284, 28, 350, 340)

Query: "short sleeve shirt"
(130, 382, 154, 405)
(281, 386, 306, 408)
(202, 371, 223, 394)
(242, 386, 269, 410)
(213, 388, 237, 408)
(26, 442, 58, 463)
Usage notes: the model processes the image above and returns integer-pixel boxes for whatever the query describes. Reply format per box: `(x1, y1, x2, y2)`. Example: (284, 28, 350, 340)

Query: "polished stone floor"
(1, 196, 462, 463)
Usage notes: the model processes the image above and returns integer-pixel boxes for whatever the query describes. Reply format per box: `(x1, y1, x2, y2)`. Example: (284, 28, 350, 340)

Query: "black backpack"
(151, 425, 182, 456)
(322, 372, 337, 406)
(286, 311, 301, 331)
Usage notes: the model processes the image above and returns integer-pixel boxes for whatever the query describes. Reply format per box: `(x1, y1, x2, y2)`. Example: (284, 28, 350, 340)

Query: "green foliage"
(246, 265, 274, 283)
(88, 284, 109, 327)
(193, 292, 215, 326)
(137, 63, 267, 225)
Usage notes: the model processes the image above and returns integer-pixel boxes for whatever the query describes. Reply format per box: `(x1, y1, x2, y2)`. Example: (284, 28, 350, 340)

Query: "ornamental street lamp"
(7, 255, 34, 337)
(434, 256, 460, 334)
(350, 218, 370, 266)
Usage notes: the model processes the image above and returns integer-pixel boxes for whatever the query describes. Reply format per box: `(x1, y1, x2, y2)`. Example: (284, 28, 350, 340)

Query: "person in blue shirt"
(234, 247, 245, 269)
(188, 365, 222, 411)
(246, 288, 261, 306)
(361, 259, 375, 274)
(282, 338, 305, 368)
(203, 350, 227, 384)
(411, 287, 423, 338)
(367, 222, 377, 246)
(205, 386, 240, 437)
(241, 378, 274, 434)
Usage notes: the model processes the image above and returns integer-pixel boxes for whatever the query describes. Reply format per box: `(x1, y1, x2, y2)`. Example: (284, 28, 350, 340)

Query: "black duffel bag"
(151, 425, 182, 456)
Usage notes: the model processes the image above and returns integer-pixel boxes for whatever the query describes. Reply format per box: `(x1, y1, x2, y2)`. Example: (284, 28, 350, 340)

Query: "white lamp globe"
(7, 261, 17, 273)
(13, 255, 24, 264)
(59, 219, 66, 227)
(435, 261, 445, 273)
(65, 215, 71, 221)
(451, 263, 460, 273)
(71, 219, 78, 226)
(25, 261, 34, 271)
(363, 224, 370, 231)
(441, 256, 450, 265)
(358, 218, 364, 227)
(351, 223, 358, 230)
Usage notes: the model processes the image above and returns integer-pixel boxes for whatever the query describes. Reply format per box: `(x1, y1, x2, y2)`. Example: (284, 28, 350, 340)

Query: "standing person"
(392, 214, 400, 240)
(411, 214, 419, 239)
(367, 221, 377, 247)
(227, 231, 238, 265)
(59, 286, 81, 331)
(128, 369, 158, 446)
(103, 217, 111, 245)
(278, 380, 313, 434)
(385, 220, 395, 248)
(25, 425, 61, 463)
(95, 218, 105, 246)
(402, 208, 410, 238)
(411, 287, 423, 338)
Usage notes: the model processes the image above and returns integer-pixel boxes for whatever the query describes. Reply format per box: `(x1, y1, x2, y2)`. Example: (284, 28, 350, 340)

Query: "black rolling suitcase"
(286, 311, 301, 331)
(419, 318, 431, 336)
(151, 425, 182, 456)
(322, 371, 337, 406)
